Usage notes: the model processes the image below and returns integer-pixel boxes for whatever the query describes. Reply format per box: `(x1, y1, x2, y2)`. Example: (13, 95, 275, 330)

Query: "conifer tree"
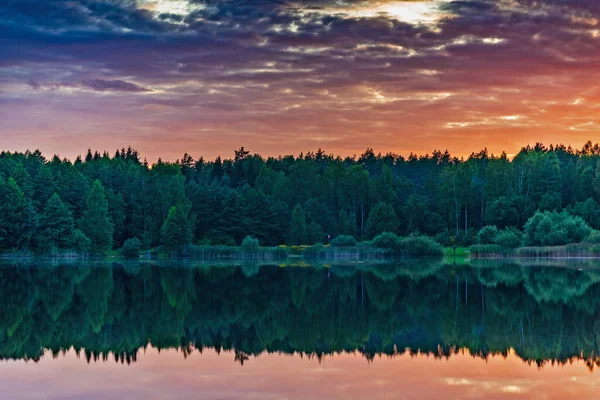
(161, 202, 194, 252)
(12, 163, 34, 199)
(0, 177, 26, 250)
(38, 193, 75, 251)
(80, 180, 114, 253)
(289, 204, 308, 245)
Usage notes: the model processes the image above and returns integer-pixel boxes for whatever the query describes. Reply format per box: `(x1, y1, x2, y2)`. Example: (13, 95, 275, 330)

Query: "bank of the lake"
(469, 243, 600, 259)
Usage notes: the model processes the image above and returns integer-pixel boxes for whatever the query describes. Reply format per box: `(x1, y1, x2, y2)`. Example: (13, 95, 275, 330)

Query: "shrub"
(434, 230, 453, 247)
(493, 227, 523, 249)
(583, 231, 600, 244)
(241, 235, 260, 251)
(524, 210, 592, 246)
(477, 226, 500, 244)
(330, 235, 358, 247)
(204, 231, 236, 246)
(121, 237, 142, 258)
(457, 228, 478, 246)
(371, 232, 401, 250)
(398, 235, 443, 257)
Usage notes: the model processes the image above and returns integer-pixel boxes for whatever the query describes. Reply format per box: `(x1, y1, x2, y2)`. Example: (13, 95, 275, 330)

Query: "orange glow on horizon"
(0, 348, 596, 399)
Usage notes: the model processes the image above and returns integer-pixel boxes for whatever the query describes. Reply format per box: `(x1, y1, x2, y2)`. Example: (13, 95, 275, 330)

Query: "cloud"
(81, 79, 152, 92)
(1, 0, 600, 160)
(27, 79, 152, 93)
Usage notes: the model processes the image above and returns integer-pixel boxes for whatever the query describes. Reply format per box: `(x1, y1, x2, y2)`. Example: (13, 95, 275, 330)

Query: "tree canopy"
(0, 142, 599, 252)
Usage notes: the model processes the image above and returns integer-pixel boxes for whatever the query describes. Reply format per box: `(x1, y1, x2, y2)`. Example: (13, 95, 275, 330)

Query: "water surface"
(0, 260, 598, 399)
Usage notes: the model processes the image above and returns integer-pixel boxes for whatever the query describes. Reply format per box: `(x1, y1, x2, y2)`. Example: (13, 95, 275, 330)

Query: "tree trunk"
(464, 202, 468, 233)
(360, 201, 365, 240)
(480, 191, 484, 229)
(453, 177, 459, 237)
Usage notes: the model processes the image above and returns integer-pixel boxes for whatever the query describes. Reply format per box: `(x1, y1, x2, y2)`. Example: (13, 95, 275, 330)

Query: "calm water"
(0, 260, 598, 399)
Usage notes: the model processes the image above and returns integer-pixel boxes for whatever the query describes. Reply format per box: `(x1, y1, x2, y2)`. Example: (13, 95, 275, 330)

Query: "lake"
(0, 260, 598, 399)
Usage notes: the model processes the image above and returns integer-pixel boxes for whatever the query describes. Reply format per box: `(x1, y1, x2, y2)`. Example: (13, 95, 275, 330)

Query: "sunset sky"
(1, 0, 600, 162)
(0, 349, 596, 399)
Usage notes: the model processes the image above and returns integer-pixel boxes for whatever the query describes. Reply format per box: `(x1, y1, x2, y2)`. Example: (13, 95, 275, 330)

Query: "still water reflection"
(0, 260, 598, 399)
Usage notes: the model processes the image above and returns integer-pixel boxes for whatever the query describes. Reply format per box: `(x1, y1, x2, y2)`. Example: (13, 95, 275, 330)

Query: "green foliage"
(485, 196, 535, 229)
(161, 202, 194, 252)
(524, 210, 592, 246)
(80, 180, 114, 253)
(72, 229, 91, 253)
(539, 192, 562, 211)
(330, 235, 358, 247)
(365, 202, 398, 239)
(371, 232, 401, 250)
(398, 235, 444, 257)
(470, 244, 503, 255)
(241, 235, 260, 251)
(121, 238, 142, 258)
(204, 233, 236, 246)
(0, 177, 26, 250)
(477, 226, 500, 244)
(494, 227, 523, 249)
(443, 246, 470, 257)
(1, 142, 600, 255)
(302, 243, 327, 258)
(37, 193, 75, 251)
(567, 198, 600, 229)
(289, 204, 308, 245)
(583, 231, 600, 245)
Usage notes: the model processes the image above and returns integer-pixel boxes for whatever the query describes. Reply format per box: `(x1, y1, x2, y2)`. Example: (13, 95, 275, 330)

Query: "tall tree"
(0, 177, 26, 250)
(289, 204, 308, 245)
(161, 202, 194, 251)
(80, 180, 114, 253)
(37, 193, 75, 251)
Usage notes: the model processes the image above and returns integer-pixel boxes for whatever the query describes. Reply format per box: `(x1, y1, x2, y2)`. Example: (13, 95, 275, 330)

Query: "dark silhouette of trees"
(0, 141, 600, 253)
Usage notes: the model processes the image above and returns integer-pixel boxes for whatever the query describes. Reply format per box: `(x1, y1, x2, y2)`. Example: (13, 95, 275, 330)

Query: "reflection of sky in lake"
(0, 348, 596, 400)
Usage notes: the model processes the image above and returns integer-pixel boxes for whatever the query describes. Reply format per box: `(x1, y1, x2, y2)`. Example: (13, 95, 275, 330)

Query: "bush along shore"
(0, 233, 445, 261)
(469, 211, 600, 259)
(136, 232, 444, 261)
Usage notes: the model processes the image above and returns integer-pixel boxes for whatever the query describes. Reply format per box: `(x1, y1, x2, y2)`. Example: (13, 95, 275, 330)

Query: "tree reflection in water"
(0, 260, 598, 370)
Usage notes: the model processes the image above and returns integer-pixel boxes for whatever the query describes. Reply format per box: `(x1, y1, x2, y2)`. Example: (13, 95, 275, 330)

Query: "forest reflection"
(0, 260, 599, 370)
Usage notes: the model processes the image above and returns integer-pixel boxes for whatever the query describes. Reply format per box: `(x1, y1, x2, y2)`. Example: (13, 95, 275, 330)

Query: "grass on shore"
(444, 247, 470, 258)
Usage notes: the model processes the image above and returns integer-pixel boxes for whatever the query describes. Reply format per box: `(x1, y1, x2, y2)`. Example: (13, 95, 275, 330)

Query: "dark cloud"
(1, 0, 600, 160)
(81, 79, 152, 92)
(27, 79, 151, 92)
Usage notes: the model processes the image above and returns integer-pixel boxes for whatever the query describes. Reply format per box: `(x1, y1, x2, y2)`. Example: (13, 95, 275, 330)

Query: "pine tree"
(20, 199, 39, 249)
(593, 160, 600, 200)
(33, 165, 55, 208)
(289, 204, 308, 245)
(12, 163, 34, 199)
(161, 202, 194, 252)
(0, 177, 26, 250)
(38, 193, 75, 251)
(80, 180, 114, 253)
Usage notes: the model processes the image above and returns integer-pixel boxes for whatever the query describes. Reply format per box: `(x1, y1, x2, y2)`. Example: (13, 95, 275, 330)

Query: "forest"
(1, 141, 600, 255)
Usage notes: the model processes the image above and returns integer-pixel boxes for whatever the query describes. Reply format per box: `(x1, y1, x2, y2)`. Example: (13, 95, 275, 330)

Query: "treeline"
(1, 141, 600, 254)
(0, 262, 599, 368)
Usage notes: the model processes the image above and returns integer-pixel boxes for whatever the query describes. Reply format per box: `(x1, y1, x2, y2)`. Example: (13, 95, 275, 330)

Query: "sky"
(1, 0, 600, 162)
(0, 348, 596, 399)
